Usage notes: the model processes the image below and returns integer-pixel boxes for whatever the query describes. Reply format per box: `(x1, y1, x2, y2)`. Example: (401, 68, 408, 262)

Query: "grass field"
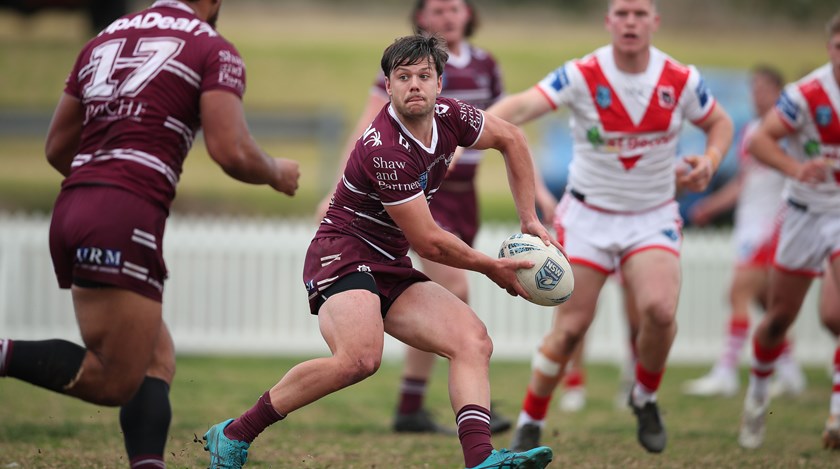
(1, 357, 838, 468)
(0, 5, 831, 218)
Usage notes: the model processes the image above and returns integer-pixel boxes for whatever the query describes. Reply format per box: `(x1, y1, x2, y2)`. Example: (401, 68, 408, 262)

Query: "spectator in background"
(682, 65, 806, 399)
(0, 1, 300, 468)
(486, 0, 734, 454)
(738, 12, 840, 450)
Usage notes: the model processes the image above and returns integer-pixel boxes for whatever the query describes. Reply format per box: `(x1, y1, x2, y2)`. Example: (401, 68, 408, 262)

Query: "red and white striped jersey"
(775, 63, 840, 213)
(536, 45, 716, 211)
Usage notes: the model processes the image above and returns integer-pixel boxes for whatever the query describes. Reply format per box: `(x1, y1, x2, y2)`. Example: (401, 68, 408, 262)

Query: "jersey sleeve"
(201, 39, 246, 98)
(535, 62, 579, 109)
(775, 84, 806, 131)
(442, 98, 485, 148)
(681, 66, 717, 123)
(63, 43, 92, 99)
(361, 148, 426, 206)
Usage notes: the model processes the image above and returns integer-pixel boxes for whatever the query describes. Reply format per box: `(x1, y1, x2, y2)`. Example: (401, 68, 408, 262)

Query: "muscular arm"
(45, 93, 84, 177)
(201, 90, 299, 195)
(486, 87, 555, 127)
(471, 111, 555, 246)
(679, 105, 734, 192)
(385, 195, 530, 297)
(749, 111, 827, 183)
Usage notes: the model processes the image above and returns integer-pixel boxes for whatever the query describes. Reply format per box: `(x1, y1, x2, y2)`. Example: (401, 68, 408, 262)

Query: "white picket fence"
(0, 212, 835, 364)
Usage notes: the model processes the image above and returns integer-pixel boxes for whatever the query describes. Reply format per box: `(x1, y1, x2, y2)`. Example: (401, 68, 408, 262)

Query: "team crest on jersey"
(596, 85, 611, 109)
(816, 105, 833, 127)
(661, 228, 680, 242)
(435, 103, 451, 115)
(695, 77, 710, 108)
(418, 171, 428, 190)
(657, 86, 676, 109)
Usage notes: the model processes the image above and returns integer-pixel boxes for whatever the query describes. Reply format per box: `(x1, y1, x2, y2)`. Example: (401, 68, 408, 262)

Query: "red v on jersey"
(577, 56, 691, 133)
(799, 79, 840, 144)
(619, 154, 642, 170)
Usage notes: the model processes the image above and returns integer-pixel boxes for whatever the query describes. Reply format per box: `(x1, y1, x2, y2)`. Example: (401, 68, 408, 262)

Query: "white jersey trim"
(71, 148, 179, 187)
(380, 191, 425, 207)
(387, 105, 439, 154)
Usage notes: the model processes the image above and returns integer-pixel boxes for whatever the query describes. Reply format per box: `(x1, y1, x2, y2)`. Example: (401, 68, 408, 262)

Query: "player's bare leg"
(385, 282, 551, 468)
(821, 260, 840, 450)
(684, 267, 765, 397)
(740, 269, 812, 449)
(620, 249, 680, 453)
(0, 287, 173, 468)
(616, 284, 641, 408)
(559, 339, 586, 413)
(510, 265, 608, 451)
(392, 258, 466, 435)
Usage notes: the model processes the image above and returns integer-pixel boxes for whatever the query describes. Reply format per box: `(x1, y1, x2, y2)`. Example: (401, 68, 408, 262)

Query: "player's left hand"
(677, 154, 715, 192)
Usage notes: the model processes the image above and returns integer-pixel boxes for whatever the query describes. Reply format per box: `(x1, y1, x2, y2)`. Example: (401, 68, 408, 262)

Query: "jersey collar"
(387, 104, 439, 154)
(151, 0, 196, 15)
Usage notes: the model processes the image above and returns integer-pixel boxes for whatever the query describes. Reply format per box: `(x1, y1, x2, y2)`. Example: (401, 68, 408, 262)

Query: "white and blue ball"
(498, 233, 574, 307)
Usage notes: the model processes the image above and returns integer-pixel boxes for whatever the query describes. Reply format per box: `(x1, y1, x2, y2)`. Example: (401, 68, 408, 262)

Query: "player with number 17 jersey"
(537, 45, 716, 212)
(62, 0, 246, 211)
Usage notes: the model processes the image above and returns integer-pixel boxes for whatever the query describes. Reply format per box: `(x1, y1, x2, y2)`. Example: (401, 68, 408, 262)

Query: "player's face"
(417, 0, 471, 46)
(750, 73, 780, 117)
(606, 0, 659, 56)
(386, 60, 443, 120)
(828, 33, 840, 77)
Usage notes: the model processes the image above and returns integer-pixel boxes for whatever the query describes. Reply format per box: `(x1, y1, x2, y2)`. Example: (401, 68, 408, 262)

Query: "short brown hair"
(381, 34, 449, 79)
(751, 64, 785, 90)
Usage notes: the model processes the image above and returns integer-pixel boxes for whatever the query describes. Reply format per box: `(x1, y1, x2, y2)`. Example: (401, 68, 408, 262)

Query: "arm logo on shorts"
(75, 247, 122, 267)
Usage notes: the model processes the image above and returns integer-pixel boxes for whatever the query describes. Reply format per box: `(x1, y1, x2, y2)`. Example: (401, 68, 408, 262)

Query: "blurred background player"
(486, 0, 734, 453)
(738, 12, 840, 450)
(0, 1, 301, 468)
(315, 0, 553, 434)
(682, 65, 807, 399)
(204, 34, 556, 469)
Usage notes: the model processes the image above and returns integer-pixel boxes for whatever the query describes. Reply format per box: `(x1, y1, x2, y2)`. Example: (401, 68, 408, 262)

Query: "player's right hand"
(271, 158, 300, 196)
(487, 257, 533, 299)
(795, 158, 829, 185)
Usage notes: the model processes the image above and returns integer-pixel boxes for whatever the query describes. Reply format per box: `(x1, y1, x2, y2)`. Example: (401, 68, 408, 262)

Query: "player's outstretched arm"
(485, 87, 554, 127)
(471, 111, 558, 250)
(45, 93, 84, 177)
(679, 105, 734, 192)
(201, 90, 300, 196)
(750, 111, 828, 184)
(385, 195, 532, 298)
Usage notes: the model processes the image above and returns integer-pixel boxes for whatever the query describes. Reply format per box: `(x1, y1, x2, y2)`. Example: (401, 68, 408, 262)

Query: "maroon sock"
(456, 404, 493, 468)
(397, 377, 427, 415)
(129, 455, 165, 468)
(223, 391, 285, 443)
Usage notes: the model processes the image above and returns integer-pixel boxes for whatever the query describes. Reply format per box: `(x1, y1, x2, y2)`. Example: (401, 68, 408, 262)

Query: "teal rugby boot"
(204, 418, 250, 468)
(466, 446, 553, 469)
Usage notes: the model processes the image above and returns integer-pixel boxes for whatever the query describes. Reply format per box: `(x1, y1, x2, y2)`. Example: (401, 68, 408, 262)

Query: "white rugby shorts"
(553, 193, 683, 274)
(774, 203, 840, 276)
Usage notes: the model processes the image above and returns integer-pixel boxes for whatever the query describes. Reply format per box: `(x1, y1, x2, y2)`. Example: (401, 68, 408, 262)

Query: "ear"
(385, 77, 393, 97)
(436, 75, 443, 95)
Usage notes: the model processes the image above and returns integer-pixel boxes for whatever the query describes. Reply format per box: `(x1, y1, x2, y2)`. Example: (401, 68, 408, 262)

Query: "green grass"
(1, 356, 838, 468)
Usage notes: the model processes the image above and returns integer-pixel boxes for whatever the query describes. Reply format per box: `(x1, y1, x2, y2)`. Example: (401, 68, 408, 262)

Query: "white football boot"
(738, 392, 770, 449)
(559, 386, 586, 413)
(682, 367, 739, 397)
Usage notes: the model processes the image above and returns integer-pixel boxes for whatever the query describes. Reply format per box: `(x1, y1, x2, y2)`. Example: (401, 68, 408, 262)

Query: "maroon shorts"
(49, 185, 168, 302)
(302, 235, 430, 316)
(430, 182, 479, 247)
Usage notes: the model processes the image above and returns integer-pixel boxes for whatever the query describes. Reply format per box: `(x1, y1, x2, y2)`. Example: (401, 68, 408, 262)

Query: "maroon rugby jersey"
(62, 0, 246, 210)
(319, 97, 485, 259)
(374, 44, 502, 181)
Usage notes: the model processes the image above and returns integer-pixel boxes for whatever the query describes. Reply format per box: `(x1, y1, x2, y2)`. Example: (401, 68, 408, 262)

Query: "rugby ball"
(498, 233, 574, 307)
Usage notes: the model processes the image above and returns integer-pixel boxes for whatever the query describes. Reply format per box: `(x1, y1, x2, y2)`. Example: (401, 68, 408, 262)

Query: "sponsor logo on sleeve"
(695, 77, 710, 108)
(777, 91, 799, 123)
(418, 171, 428, 190)
(549, 67, 570, 92)
(362, 124, 382, 147)
(457, 100, 482, 132)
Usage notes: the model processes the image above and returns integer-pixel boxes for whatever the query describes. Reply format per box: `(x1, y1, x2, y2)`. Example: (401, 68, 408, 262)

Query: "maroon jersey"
(319, 97, 485, 259)
(62, 0, 246, 210)
(374, 44, 502, 182)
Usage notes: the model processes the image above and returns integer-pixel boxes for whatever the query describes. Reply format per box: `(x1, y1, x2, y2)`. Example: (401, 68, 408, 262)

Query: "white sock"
(631, 384, 656, 408)
(748, 373, 770, 403)
(516, 410, 545, 428)
(831, 369, 840, 416)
